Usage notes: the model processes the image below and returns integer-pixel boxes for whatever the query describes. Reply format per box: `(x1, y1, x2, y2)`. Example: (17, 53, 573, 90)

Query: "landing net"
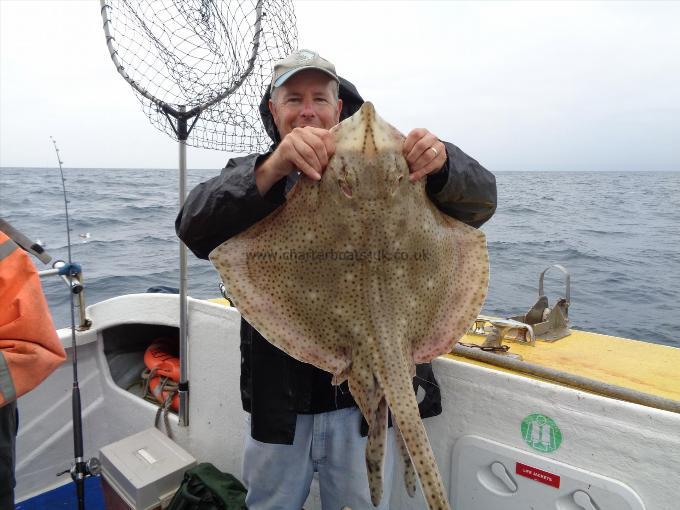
(100, 0, 297, 152)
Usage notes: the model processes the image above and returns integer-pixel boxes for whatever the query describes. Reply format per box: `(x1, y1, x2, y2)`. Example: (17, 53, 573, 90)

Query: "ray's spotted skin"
(210, 102, 489, 510)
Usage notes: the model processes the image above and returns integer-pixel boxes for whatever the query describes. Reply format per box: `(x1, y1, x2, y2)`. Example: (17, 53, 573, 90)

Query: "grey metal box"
(99, 427, 196, 510)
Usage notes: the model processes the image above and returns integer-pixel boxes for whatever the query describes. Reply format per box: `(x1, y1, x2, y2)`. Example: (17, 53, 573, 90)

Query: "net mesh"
(101, 0, 297, 152)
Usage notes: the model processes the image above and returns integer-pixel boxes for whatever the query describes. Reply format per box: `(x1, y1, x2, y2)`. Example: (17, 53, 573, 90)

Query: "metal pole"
(178, 106, 190, 427)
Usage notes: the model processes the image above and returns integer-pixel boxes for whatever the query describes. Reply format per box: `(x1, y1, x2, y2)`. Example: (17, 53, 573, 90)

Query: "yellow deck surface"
(208, 299, 679, 403)
(449, 329, 680, 402)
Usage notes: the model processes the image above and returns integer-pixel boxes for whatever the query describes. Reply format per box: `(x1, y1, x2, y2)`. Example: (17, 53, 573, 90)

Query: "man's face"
(269, 70, 343, 139)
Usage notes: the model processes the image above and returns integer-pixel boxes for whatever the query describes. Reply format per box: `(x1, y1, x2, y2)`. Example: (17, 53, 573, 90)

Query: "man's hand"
(255, 126, 335, 195)
(403, 128, 447, 182)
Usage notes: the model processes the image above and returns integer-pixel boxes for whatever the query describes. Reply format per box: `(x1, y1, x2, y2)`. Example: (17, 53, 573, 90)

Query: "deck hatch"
(451, 435, 645, 510)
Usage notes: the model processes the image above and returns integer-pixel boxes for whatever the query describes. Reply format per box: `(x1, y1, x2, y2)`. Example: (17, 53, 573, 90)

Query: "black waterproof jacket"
(176, 77, 497, 444)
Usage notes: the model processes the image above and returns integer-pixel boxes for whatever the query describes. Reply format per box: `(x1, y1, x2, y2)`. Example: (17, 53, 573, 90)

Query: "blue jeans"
(242, 407, 395, 510)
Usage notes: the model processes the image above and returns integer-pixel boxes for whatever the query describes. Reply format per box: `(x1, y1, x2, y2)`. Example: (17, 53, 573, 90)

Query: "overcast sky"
(1, 0, 678, 171)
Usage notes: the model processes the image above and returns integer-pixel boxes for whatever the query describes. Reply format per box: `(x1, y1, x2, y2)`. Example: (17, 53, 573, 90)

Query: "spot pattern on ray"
(210, 102, 489, 510)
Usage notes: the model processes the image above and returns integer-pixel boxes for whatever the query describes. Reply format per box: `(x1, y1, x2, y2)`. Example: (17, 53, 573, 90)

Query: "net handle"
(99, 0, 264, 113)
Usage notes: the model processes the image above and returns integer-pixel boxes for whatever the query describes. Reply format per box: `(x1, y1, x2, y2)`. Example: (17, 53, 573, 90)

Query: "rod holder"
(39, 261, 91, 330)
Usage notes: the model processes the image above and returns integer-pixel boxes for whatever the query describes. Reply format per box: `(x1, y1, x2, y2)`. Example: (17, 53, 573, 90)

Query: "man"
(176, 49, 496, 509)
(0, 224, 67, 509)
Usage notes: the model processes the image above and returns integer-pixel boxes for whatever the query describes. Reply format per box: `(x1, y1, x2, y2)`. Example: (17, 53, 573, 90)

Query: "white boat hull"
(16, 294, 680, 508)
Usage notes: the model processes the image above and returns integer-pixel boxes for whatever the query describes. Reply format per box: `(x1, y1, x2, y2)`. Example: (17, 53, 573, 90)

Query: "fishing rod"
(50, 137, 99, 510)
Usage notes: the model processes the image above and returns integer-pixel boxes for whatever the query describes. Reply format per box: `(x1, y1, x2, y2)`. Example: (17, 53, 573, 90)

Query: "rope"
(155, 396, 175, 440)
(458, 341, 510, 353)
(141, 367, 179, 438)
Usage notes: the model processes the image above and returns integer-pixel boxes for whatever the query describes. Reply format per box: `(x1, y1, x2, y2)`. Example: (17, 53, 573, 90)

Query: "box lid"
(100, 427, 196, 510)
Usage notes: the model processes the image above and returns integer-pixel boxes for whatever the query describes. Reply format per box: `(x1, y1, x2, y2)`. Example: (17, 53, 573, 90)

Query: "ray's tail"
(376, 355, 451, 510)
(349, 361, 391, 506)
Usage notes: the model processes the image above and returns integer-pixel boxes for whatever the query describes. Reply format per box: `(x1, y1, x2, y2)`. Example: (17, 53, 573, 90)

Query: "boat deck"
(450, 329, 680, 402)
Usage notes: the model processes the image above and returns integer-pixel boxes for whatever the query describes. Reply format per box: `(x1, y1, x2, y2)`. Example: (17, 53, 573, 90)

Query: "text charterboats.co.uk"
(247, 248, 432, 263)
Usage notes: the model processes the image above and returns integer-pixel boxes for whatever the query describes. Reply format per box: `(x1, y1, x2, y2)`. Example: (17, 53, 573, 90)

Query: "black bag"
(166, 462, 248, 510)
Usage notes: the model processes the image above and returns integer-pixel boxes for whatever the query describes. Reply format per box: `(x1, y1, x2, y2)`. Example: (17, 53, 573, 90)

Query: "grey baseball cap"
(270, 49, 339, 92)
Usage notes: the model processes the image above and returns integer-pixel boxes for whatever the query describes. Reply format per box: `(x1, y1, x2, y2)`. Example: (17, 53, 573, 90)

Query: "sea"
(1, 168, 679, 348)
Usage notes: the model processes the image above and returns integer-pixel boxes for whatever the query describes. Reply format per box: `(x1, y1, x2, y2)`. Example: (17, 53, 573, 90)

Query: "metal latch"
(469, 315, 536, 352)
(510, 264, 571, 342)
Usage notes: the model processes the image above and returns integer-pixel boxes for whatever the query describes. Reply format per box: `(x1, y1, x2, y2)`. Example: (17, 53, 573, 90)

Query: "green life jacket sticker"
(521, 413, 562, 453)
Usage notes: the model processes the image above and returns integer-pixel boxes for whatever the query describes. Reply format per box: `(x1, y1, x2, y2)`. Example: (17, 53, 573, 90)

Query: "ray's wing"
(403, 201, 489, 363)
(209, 180, 355, 377)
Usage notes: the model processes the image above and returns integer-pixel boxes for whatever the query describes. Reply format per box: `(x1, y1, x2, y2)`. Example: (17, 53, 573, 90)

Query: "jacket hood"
(258, 76, 365, 145)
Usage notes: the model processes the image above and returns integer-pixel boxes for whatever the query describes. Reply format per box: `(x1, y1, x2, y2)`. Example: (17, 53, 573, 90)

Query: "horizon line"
(1, 166, 679, 173)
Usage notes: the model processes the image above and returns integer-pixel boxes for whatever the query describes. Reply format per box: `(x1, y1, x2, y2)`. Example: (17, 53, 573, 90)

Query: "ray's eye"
(337, 162, 354, 198)
(339, 179, 353, 198)
(387, 174, 403, 196)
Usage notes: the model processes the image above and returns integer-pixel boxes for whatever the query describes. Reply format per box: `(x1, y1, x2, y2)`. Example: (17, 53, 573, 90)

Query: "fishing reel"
(52, 259, 84, 294)
(57, 456, 101, 479)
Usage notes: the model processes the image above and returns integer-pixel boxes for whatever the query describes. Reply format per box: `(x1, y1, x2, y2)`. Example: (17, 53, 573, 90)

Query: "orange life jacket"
(0, 231, 67, 406)
(144, 340, 180, 411)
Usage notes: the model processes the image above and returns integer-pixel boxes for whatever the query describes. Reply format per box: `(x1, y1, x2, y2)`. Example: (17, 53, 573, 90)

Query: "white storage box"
(99, 427, 196, 510)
